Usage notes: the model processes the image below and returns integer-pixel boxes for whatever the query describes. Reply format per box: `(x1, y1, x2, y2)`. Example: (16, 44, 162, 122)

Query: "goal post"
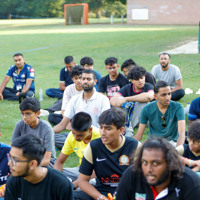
(64, 3, 89, 25)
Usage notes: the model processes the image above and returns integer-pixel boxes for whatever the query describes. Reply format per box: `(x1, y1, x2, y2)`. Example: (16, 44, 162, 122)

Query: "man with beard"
(53, 69, 110, 133)
(151, 52, 185, 101)
(116, 138, 200, 200)
(5, 134, 73, 200)
(0, 53, 35, 101)
(134, 81, 185, 147)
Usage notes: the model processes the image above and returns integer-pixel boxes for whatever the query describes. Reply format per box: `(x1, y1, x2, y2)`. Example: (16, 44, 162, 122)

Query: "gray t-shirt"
(151, 64, 182, 88)
(11, 119, 56, 165)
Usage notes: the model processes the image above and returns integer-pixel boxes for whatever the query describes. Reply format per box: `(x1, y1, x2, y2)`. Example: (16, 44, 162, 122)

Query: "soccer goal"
(64, 3, 89, 25)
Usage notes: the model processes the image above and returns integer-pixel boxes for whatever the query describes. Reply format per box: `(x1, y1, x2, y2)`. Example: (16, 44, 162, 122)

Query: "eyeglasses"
(161, 116, 167, 128)
(187, 138, 200, 145)
(21, 112, 34, 118)
(7, 154, 31, 166)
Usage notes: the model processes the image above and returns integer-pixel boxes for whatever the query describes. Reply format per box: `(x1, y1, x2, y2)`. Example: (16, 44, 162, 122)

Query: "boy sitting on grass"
(176, 121, 200, 170)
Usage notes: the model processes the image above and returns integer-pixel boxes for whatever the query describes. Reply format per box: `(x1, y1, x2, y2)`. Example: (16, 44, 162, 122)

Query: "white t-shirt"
(151, 64, 182, 88)
(64, 90, 110, 127)
(62, 84, 82, 110)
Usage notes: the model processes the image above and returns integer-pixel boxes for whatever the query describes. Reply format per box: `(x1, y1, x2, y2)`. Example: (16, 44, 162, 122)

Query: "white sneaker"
(40, 109, 49, 116)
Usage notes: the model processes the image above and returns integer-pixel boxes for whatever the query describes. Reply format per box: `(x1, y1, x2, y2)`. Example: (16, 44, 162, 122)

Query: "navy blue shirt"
(59, 67, 73, 87)
(7, 64, 35, 92)
(188, 97, 200, 121)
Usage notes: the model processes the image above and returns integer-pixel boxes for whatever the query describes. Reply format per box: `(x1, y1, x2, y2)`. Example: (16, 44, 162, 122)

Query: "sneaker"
(40, 109, 49, 116)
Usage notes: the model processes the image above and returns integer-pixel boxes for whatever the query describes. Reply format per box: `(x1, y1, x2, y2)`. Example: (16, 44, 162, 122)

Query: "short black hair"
(71, 112, 92, 132)
(20, 97, 40, 112)
(154, 81, 170, 94)
(99, 107, 126, 129)
(12, 134, 46, 166)
(159, 52, 171, 58)
(13, 53, 24, 58)
(64, 56, 74, 64)
(70, 65, 84, 78)
(105, 57, 118, 66)
(80, 57, 94, 66)
(127, 66, 146, 80)
(121, 59, 136, 71)
(188, 121, 200, 141)
(82, 69, 96, 80)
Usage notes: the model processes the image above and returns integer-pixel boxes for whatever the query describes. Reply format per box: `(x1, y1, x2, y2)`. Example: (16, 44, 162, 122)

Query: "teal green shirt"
(140, 101, 185, 141)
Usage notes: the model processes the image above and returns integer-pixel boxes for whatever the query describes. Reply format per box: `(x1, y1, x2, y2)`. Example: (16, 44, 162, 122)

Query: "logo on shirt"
(119, 155, 129, 165)
(30, 73, 34, 77)
(175, 187, 180, 197)
(107, 85, 120, 99)
(30, 68, 34, 72)
(21, 74, 25, 78)
(135, 193, 146, 200)
(96, 158, 106, 162)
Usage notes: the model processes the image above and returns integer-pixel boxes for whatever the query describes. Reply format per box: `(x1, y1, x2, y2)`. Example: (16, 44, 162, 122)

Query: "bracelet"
(97, 195, 104, 200)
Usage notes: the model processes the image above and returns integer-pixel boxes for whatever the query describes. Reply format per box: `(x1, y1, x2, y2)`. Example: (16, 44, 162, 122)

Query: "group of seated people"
(1, 52, 200, 199)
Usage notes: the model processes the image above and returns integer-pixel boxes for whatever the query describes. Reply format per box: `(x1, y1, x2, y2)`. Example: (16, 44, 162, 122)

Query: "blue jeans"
(2, 87, 34, 100)
(46, 88, 63, 98)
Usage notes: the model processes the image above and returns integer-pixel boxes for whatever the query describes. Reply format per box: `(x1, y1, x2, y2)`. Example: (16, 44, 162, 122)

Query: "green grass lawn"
(0, 19, 200, 167)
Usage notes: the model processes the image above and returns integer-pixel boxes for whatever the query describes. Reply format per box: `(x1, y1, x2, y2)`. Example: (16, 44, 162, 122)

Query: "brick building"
(127, 0, 200, 25)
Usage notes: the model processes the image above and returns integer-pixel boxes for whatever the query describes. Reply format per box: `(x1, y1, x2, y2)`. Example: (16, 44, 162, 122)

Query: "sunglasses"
(161, 116, 167, 128)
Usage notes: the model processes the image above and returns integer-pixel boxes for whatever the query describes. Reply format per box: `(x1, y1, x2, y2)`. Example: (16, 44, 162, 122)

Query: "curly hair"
(127, 66, 146, 80)
(188, 121, 200, 140)
(132, 138, 184, 179)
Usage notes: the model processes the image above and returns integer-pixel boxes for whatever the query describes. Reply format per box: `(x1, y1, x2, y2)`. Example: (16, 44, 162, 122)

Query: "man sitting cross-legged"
(134, 81, 185, 147)
(74, 107, 140, 200)
(46, 56, 76, 99)
(53, 69, 110, 149)
(54, 112, 100, 189)
(53, 69, 110, 132)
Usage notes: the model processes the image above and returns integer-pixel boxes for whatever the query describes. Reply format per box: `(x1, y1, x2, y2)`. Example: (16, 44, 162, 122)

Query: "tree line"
(0, 0, 126, 19)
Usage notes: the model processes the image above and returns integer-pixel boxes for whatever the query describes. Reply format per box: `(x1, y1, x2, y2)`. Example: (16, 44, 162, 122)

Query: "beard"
(14, 164, 30, 178)
(149, 169, 170, 187)
(82, 84, 94, 92)
(161, 63, 168, 68)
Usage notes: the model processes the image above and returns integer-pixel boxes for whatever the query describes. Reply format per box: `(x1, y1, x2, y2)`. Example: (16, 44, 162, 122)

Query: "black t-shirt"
(145, 72, 156, 86)
(99, 73, 129, 99)
(118, 82, 154, 97)
(5, 167, 73, 200)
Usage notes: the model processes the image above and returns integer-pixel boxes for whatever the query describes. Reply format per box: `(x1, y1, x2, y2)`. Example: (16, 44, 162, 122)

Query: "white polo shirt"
(64, 90, 110, 127)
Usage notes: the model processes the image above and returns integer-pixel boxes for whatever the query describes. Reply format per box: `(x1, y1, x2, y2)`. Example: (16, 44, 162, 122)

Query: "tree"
(104, 1, 126, 18)
(89, 0, 105, 18)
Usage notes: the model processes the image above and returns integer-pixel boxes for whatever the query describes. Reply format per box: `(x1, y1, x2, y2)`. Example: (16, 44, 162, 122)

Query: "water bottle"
(184, 102, 190, 115)
(39, 88, 43, 102)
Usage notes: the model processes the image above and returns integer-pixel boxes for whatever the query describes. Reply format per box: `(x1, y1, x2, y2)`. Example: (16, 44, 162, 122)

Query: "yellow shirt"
(61, 126, 100, 165)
